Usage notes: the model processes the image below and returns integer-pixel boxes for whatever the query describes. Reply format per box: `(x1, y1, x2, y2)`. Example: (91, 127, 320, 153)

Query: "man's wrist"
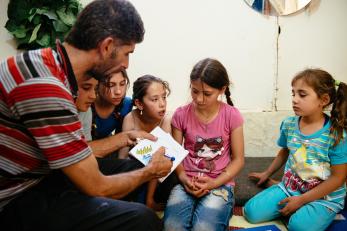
(116, 132, 128, 148)
(143, 164, 156, 180)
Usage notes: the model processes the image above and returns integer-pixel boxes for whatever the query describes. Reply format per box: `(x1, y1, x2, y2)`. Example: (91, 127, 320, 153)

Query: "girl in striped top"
(244, 68, 347, 231)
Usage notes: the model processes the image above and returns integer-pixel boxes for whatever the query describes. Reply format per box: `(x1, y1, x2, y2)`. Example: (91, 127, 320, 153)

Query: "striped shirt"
(277, 116, 347, 212)
(0, 46, 92, 210)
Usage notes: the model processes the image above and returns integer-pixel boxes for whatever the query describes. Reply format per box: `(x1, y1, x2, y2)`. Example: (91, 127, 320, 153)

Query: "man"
(0, 0, 172, 230)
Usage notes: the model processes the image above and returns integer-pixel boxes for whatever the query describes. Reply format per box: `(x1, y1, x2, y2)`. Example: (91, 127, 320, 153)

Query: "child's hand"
(179, 174, 197, 194)
(189, 176, 213, 198)
(248, 171, 270, 186)
(278, 196, 305, 216)
(194, 176, 215, 191)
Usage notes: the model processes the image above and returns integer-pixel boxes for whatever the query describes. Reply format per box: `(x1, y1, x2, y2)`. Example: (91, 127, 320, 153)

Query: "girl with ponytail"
(244, 68, 347, 231)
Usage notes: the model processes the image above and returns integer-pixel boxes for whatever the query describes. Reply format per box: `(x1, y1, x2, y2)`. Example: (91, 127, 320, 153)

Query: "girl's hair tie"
(335, 80, 341, 87)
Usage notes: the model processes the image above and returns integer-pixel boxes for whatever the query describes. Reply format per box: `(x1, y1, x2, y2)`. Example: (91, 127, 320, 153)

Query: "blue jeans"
(244, 185, 337, 231)
(163, 184, 234, 231)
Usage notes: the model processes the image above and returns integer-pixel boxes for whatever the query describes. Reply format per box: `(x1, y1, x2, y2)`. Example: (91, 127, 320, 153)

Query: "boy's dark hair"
(65, 0, 145, 50)
(190, 58, 233, 106)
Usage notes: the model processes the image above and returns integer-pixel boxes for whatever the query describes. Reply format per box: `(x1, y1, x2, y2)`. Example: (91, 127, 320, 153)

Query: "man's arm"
(88, 130, 155, 158)
(62, 146, 173, 199)
(117, 112, 134, 159)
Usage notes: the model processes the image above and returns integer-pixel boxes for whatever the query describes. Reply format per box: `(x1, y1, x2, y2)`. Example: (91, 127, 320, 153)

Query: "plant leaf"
(36, 34, 51, 47)
(7, 0, 30, 21)
(43, 11, 58, 20)
(6, 0, 82, 50)
(12, 25, 27, 39)
(53, 20, 70, 33)
(32, 15, 42, 25)
(28, 8, 37, 22)
(5, 20, 17, 32)
(29, 24, 41, 43)
(56, 7, 76, 26)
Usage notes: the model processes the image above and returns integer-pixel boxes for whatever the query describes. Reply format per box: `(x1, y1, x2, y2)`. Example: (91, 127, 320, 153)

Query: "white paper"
(129, 126, 189, 182)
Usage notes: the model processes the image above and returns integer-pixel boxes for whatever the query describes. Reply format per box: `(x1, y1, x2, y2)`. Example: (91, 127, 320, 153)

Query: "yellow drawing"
(292, 144, 330, 180)
(136, 145, 153, 155)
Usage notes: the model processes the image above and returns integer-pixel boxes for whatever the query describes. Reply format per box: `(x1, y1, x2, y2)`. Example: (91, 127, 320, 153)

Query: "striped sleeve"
(7, 77, 91, 169)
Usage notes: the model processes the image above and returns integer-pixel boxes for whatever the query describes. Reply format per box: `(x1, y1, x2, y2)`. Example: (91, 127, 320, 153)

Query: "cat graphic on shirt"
(194, 136, 224, 172)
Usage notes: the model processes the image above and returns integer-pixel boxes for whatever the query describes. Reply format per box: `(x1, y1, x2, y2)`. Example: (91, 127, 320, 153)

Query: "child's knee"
(243, 201, 261, 223)
(287, 217, 308, 231)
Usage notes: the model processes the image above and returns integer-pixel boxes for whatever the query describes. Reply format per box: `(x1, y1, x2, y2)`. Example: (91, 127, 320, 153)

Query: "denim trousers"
(0, 158, 162, 231)
(163, 184, 234, 231)
(244, 184, 337, 231)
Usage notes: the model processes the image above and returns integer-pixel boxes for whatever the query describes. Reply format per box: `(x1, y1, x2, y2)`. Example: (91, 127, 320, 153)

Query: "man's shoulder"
(0, 48, 62, 94)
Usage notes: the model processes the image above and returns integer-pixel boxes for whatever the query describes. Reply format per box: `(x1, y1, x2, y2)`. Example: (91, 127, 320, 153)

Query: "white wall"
(277, 0, 347, 109)
(1, 0, 347, 156)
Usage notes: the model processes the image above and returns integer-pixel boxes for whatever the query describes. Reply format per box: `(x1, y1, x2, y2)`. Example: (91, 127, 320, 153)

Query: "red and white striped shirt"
(0, 47, 92, 210)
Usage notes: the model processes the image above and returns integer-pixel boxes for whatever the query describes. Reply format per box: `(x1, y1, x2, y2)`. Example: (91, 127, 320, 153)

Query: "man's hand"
(146, 147, 173, 179)
(124, 130, 158, 146)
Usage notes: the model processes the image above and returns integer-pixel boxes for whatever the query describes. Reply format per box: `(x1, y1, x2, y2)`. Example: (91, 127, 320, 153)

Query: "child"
(119, 75, 173, 210)
(244, 68, 347, 231)
(76, 77, 98, 141)
(163, 58, 245, 231)
(92, 70, 132, 139)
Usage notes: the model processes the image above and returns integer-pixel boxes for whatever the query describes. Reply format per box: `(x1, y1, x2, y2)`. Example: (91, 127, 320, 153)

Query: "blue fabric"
(234, 225, 281, 231)
(244, 185, 337, 231)
(326, 208, 347, 231)
(163, 184, 234, 231)
(94, 97, 132, 139)
(252, 0, 264, 12)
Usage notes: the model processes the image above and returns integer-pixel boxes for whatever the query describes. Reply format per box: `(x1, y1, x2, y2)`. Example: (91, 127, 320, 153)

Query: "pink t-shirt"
(172, 102, 243, 186)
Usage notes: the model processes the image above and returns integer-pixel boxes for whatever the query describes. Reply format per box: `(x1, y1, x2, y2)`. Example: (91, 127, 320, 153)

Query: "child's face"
(291, 79, 326, 117)
(191, 80, 223, 109)
(76, 78, 98, 112)
(99, 72, 127, 106)
(140, 82, 167, 120)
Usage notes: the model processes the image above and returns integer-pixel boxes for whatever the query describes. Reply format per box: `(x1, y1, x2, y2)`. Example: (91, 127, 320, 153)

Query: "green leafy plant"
(5, 0, 82, 50)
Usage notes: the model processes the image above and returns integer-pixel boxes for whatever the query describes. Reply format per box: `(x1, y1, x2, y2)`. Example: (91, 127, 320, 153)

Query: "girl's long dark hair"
(190, 58, 233, 106)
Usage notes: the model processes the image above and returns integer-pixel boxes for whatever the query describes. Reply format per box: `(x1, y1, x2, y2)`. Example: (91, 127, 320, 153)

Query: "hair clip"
(335, 80, 341, 87)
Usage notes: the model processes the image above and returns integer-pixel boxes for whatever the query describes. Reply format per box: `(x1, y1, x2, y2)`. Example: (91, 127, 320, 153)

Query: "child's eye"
(104, 82, 116, 88)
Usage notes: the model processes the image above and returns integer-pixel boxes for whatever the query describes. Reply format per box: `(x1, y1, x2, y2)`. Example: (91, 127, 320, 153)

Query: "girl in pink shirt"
(163, 58, 245, 231)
